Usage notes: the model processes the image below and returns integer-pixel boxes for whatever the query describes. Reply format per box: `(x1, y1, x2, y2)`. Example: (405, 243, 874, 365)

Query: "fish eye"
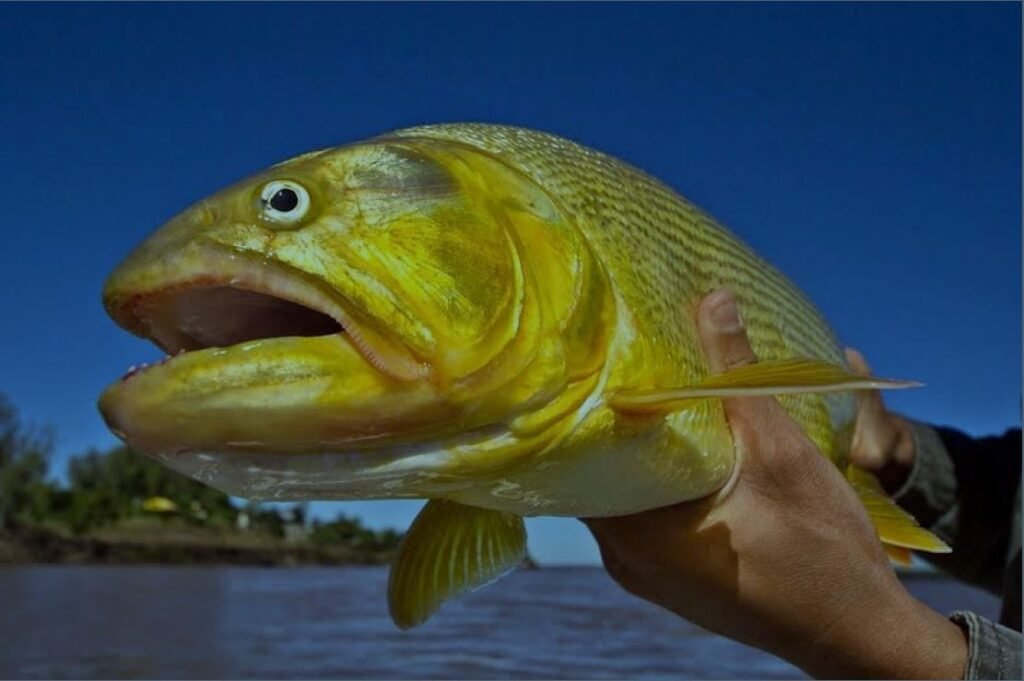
(259, 180, 310, 225)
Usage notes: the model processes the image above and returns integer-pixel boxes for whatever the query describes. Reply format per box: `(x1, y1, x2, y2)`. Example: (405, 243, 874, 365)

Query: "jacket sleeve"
(896, 422, 1020, 595)
(950, 611, 1022, 680)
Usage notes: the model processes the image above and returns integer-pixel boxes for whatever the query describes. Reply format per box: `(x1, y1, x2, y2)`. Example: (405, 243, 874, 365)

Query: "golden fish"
(99, 124, 947, 628)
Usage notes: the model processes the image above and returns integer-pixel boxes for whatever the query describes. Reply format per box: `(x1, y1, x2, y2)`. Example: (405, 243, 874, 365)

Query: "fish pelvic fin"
(387, 499, 527, 629)
(608, 358, 921, 414)
(846, 465, 951, 555)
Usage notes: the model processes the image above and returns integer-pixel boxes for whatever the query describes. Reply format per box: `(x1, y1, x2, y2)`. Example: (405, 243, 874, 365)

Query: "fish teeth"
(122, 360, 157, 381)
(121, 350, 189, 382)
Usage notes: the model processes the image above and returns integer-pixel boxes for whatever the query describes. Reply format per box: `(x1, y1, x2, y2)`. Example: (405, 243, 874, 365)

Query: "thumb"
(695, 289, 773, 431)
(696, 289, 809, 464)
(696, 289, 757, 373)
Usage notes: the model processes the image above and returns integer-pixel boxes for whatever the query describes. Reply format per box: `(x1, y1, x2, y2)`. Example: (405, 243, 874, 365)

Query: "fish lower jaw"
(114, 328, 356, 385)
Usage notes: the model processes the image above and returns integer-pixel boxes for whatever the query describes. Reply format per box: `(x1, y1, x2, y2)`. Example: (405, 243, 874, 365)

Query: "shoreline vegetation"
(0, 524, 545, 569)
(0, 523, 397, 567)
(0, 393, 403, 566)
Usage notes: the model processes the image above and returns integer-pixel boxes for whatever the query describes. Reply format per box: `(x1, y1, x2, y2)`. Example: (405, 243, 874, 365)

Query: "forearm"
(782, 584, 967, 680)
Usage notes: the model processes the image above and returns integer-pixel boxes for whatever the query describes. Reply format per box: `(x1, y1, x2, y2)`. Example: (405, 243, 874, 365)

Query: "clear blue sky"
(1, 3, 1019, 564)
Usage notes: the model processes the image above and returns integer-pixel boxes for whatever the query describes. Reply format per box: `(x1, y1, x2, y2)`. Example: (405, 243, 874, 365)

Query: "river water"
(0, 566, 1001, 679)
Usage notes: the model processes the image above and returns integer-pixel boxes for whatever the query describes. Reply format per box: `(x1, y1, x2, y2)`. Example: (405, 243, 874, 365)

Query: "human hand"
(845, 348, 916, 494)
(583, 290, 966, 679)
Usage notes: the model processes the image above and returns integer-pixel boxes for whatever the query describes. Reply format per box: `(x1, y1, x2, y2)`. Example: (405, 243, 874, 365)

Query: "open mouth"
(107, 252, 357, 382)
(106, 247, 426, 383)
(119, 286, 345, 381)
(138, 286, 344, 355)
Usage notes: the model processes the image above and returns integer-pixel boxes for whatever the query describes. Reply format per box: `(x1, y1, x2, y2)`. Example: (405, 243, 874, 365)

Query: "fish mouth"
(127, 285, 343, 357)
(105, 245, 423, 384)
(116, 282, 346, 383)
(99, 245, 443, 456)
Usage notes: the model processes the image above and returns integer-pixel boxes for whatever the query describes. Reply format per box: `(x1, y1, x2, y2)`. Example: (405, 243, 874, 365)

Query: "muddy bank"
(0, 527, 394, 567)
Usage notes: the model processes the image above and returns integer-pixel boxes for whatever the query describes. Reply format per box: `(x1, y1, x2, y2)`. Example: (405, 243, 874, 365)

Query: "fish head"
(99, 135, 615, 480)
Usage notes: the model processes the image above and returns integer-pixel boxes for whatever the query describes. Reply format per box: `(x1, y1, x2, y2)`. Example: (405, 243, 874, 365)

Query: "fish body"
(389, 125, 853, 517)
(99, 124, 944, 627)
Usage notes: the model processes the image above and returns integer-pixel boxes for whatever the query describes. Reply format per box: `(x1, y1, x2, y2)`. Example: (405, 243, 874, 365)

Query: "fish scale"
(393, 123, 852, 463)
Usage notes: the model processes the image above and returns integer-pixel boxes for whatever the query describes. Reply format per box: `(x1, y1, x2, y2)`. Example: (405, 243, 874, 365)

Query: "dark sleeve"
(895, 422, 1021, 596)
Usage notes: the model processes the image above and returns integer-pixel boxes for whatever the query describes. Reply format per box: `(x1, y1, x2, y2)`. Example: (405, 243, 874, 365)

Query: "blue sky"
(1, 3, 1019, 564)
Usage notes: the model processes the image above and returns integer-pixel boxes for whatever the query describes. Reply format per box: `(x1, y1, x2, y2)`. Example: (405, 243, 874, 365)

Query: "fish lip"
(95, 332, 458, 458)
(103, 242, 426, 382)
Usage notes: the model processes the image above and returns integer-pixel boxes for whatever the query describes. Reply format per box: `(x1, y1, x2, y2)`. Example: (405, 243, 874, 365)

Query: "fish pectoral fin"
(608, 358, 921, 413)
(847, 465, 951, 554)
(387, 499, 527, 629)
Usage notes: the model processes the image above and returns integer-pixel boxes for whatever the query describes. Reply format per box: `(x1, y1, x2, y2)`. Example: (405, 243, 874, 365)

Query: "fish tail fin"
(846, 466, 950, 557)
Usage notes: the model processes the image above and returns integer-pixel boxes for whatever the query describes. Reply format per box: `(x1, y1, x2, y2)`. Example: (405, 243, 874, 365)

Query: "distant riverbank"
(0, 524, 396, 567)
(0, 524, 544, 569)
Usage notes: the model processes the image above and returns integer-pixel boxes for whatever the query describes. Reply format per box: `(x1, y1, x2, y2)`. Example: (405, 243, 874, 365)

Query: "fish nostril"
(194, 202, 219, 228)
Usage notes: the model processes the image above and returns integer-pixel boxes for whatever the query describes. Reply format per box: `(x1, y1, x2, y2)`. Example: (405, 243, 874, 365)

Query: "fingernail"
(707, 291, 743, 332)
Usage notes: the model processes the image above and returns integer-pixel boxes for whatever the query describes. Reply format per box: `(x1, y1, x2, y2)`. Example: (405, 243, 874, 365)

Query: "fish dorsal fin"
(388, 499, 526, 629)
(609, 358, 921, 413)
(846, 465, 950, 554)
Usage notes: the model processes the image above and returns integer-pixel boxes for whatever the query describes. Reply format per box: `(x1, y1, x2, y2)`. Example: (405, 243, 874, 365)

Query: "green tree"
(0, 394, 55, 529)
(309, 512, 402, 552)
(244, 501, 286, 538)
(290, 503, 308, 526)
(64, 445, 237, 533)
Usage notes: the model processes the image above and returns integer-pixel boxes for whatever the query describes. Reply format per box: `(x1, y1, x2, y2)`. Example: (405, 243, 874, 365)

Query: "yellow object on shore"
(98, 124, 947, 628)
(141, 496, 178, 514)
